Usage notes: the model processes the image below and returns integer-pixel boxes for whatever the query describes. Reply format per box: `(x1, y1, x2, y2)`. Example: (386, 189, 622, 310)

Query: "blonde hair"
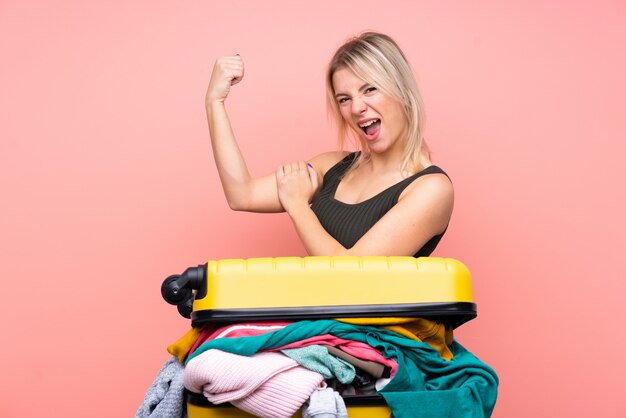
(326, 32, 429, 176)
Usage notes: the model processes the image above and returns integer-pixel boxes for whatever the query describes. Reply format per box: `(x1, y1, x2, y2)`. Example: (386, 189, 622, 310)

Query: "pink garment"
(267, 334, 398, 378)
(185, 349, 323, 418)
(188, 321, 292, 356)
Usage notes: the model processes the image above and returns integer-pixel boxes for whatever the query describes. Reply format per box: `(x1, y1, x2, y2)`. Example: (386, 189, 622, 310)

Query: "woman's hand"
(206, 55, 244, 105)
(276, 161, 319, 213)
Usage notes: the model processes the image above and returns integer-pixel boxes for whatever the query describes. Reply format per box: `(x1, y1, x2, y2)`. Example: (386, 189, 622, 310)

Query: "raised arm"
(206, 56, 283, 212)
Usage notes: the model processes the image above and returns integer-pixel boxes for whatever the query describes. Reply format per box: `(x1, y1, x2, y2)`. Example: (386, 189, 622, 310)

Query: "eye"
(337, 97, 350, 105)
(364, 86, 377, 95)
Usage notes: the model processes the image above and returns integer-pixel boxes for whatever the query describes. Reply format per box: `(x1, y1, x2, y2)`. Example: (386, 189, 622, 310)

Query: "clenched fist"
(206, 55, 244, 105)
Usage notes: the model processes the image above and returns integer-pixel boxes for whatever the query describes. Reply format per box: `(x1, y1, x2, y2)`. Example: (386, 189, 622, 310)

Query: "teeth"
(359, 119, 378, 128)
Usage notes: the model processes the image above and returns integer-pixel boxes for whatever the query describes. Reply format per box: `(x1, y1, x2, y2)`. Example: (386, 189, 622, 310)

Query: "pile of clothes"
(137, 318, 498, 418)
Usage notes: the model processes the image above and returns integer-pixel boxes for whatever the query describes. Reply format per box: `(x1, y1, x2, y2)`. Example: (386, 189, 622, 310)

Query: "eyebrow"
(334, 83, 371, 98)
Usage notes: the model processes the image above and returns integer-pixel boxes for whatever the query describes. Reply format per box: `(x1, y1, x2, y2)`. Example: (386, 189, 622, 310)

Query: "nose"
(351, 96, 367, 115)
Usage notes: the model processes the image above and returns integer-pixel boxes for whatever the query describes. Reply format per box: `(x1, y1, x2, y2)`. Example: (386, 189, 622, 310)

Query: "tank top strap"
(372, 165, 448, 205)
(321, 152, 449, 206)
(322, 152, 359, 184)
(311, 153, 449, 257)
(388, 165, 449, 203)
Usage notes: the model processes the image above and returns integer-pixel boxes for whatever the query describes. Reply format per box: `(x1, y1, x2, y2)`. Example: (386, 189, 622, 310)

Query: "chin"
(366, 137, 388, 151)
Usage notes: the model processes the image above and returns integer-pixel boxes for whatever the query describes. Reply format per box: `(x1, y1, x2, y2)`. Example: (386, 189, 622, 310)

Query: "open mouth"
(359, 119, 381, 139)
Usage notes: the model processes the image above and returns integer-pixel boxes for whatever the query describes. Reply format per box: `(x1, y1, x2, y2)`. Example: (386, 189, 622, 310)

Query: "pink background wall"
(1, 0, 625, 416)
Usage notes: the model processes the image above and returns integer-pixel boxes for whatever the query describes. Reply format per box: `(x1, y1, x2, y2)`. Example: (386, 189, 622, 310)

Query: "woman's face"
(332, 67, 408, 156)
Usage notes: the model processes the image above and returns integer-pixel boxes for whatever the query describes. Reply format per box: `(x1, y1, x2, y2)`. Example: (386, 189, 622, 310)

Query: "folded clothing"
(186, 319, 498, 418)
(326, 346, 390, 378)
(268, 333, 398, 378)
(281, 345, 356, 384)
(184, 349, 324, 418)
(337, 317, 454, 360)
(167, 327, 205, 363)
(302, 386, 348, 418)
(135, 356, 186, 418)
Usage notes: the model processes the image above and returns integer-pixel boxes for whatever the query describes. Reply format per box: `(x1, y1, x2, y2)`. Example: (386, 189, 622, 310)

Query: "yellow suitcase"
(161, 256, 477, 417)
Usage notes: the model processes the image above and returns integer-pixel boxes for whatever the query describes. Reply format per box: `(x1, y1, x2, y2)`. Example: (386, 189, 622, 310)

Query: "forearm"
(286, 204, 347, 256)
(206, 101, 253, 210)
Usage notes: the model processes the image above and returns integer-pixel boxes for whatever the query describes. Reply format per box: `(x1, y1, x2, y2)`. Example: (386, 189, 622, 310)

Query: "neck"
(365, 141, 405, 171)
(364, 149, 431, 177)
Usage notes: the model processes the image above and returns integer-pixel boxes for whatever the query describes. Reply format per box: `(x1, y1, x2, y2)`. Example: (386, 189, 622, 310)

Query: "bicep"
(236, 151, 348, 213)
(347, 174, 454, 256)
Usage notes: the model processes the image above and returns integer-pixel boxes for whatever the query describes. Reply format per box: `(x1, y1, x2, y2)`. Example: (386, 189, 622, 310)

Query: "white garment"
(302, 387, 348, 418)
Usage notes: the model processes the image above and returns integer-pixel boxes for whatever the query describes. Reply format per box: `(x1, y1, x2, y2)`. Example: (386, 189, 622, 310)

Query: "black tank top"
(310, 152, 448, 257)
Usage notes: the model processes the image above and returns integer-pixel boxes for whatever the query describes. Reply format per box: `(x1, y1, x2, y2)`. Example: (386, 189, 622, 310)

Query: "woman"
(205, 32, 453, 257)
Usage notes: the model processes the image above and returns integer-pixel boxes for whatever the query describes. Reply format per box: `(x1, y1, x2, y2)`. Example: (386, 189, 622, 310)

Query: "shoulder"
(400, 169, 454, 205)
(396, 170, 454, 235)
(308, 151, 352, 177)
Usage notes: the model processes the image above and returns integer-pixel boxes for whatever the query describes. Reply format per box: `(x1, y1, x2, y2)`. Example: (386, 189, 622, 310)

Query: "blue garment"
(136, 356, 186, 418)
(186, 320, 498, 418)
